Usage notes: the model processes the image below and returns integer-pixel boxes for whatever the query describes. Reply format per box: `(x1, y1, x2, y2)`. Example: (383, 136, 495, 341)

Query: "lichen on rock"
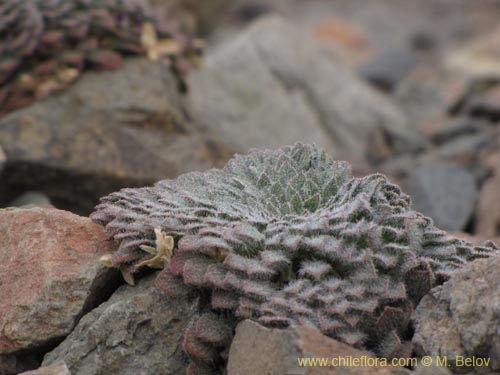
(90, 142, 498, 374)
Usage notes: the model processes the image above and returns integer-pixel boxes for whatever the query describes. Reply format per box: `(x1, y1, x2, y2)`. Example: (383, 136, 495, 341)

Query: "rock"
(0, 355, 18, 375)
(429, 118, 486, 145)
(188, 16, 427, 169)
(433, 132, 493, 168)
(378, 154, 418, 183)
(0, 59, 234, 215)
(312, 16, 370, 66)
(7, 191, 53, 208)
(446, 24, 500, 81)
(409, 31, 436, 52)
(227, 320, 411, 375)
(0, 208, 118, 373)
(359, 47, 421, 92)
(411, 363, 452, 375)
(409, 119, 495, 181)
(413, 254, 500, 372)
(475, 151, 500, 237)
(0, 352, 41, 375)
(18, 361, 70, 375)
(42, 273, 197, 375)
(402, 163, 477, 231)
(0, 0, 201, 117)
(394, 67, 468, 137)
(463, 84, 500, 122)
(230, 1, 272, 23)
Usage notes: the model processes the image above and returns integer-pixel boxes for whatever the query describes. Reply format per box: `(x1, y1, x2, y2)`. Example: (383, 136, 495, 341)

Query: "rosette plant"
(91, 143, 498, 375)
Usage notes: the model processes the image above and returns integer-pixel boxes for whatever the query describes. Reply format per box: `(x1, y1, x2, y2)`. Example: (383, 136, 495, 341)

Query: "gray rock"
(42, 273, 196, 375)
(188, 16, 427, 169)
(394, 67, 468, 138)
(434, 132, 493, 166)
(411, 362, 453, 375)
(402, 163, 477, 231)
(0, 58, 234, 215)
(413, 254, 500, 372)
(227, 320, 411, 375)
(378, 153, 418, 182)
(228, 320, 300, 375)
(412, 287, 466, 367)
(475, 152, 500, 238)
(430, 118, 486, 145)
(359, 47, 421, 92)
(7, 191, 53, 208)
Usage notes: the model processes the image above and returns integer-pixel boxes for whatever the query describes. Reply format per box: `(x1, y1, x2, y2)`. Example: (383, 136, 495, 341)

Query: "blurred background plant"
(0, 0, 205, 117)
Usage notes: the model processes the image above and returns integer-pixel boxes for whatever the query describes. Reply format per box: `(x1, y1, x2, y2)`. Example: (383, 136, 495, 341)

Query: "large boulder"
(188, 16, 428, 169)
(0, 59, 234, 214)
(401, 162, 477, 231)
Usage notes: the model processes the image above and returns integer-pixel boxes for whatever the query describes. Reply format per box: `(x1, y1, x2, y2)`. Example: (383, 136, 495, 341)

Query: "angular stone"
(7, 191, 53, 209)
(227, 320, 411, 375)
(395, 67, 468, 137)
(475, 151, 500, 237)
(411, 362, 452, 375)
(0, 208, 118, 372)
(18, 361, 70, 375)
(413, 254, 500, 372)
(230, 2, 273, 24)
(463, 84, 500, 122)
(434, 132, 493, 167)
(412, 288, 466, 368)
(42, 273, 197, 375)
(312, 16, 370, 66)
(429, 118, 487, 145)
(446, 24, 500, 81)
(359, 47, 421, 91)
(402, 163, 477, 231)
(188, 16, 427, 169)
(0, 59, 234, 214)
(378, 154, 418, 185)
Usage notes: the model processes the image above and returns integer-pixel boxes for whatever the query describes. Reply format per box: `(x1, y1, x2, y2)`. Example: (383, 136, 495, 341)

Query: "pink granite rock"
(0, 207, 116, 355)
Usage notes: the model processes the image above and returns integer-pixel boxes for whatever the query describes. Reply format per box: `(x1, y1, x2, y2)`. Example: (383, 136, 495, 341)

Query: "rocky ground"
(2, 1, 500, 374)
